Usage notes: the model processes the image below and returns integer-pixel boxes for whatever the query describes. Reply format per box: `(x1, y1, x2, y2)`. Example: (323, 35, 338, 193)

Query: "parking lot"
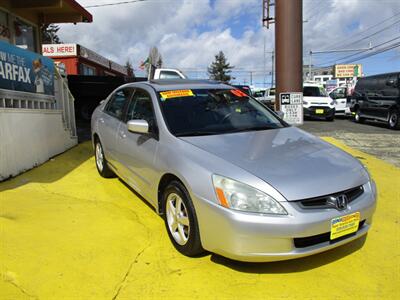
(301, 118, 400, 167)
(1, 124, 399, 299)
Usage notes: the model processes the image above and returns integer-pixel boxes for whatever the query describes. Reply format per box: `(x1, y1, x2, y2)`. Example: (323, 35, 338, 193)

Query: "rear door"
(379, 74, 399, 119)
(114, 88, 160, 203)
(99, 88, 133, 166)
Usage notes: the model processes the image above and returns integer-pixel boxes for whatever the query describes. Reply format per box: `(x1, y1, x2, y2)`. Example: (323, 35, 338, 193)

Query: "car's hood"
(180, 127, 368, 201)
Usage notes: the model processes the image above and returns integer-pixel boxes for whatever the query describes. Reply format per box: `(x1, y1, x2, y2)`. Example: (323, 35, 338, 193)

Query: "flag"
(139, 57, 150, 70)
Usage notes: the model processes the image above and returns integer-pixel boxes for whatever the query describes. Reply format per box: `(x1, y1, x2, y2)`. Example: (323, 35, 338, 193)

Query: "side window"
(159, 71, 182, 79)
(127, 89, 156, 128)
(105, 89, 133, 120)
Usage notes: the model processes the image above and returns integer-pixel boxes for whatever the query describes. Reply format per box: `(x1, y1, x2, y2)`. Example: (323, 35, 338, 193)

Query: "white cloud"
(58, 0, 400, 84)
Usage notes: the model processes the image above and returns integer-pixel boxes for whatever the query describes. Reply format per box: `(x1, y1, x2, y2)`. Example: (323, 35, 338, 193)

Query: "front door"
(99, 88, 133, 166)
(115, 88, 160, 203)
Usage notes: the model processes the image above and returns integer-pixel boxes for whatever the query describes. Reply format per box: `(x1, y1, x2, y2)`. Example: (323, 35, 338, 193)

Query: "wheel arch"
(157, 173, 186, 215)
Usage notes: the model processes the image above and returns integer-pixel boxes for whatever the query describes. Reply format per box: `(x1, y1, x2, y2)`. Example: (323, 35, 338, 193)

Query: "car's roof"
(137, 79, 233, 91)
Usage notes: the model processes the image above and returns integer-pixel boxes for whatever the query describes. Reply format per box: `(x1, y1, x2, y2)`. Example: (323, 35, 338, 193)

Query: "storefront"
(42, 43, 128, 76)
(0, 0, 92, 180)
(0, 0, 92, 53)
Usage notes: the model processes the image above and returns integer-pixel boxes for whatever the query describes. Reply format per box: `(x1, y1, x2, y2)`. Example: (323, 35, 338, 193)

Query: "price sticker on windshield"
(230, 89, 248, 98)
(160, 89, 194, 99)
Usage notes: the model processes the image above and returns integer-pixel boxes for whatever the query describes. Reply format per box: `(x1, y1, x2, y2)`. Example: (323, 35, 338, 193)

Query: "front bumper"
(304, 106, 335, 119)
(195, 182, 376, 262)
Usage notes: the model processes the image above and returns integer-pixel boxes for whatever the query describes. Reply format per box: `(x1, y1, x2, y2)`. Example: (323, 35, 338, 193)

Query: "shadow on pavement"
(210, 235, 367, 273)
(0, 142, 93, 192)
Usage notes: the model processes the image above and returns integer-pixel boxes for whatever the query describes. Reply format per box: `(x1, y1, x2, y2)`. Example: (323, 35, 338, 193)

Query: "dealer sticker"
(160, 89, 194, 99)
(330, 212, 360, 240)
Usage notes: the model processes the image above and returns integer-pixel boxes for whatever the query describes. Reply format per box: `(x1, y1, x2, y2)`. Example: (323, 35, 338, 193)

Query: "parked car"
(303, 83, 335, 121)
(329, 86, 352, 116)
(92, 80, 376, 262)
(350, 72, 400, 129)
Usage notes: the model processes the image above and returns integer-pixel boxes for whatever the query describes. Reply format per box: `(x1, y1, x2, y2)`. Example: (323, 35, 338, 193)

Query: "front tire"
(94, 140, 115, 178)
(162, 181, 204, 257)
(354, 109, 364, 123)
(388, 110, 400, 130)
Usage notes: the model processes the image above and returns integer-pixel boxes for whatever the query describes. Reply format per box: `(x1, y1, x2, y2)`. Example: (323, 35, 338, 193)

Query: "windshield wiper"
(226, 125, 277, 133)
(175, 131, 220, 137)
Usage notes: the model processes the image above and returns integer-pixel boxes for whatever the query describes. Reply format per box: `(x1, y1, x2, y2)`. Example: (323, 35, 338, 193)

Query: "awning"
(10, 0, 93, 23)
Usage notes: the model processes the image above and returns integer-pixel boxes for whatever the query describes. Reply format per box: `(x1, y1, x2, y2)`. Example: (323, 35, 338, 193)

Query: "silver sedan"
(91, 80, 376, 262)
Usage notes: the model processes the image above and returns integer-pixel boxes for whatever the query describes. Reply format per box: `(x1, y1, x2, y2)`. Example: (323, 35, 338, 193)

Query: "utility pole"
(275, 0, 303, 112)
(271, 49, 275, 88)
(250, 71, 253, 85)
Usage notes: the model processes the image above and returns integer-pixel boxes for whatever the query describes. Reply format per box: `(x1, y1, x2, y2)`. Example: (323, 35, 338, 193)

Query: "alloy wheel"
(166, 193, 190, 245)
(389, 112, 398, 128)
(95, 142, 104, 172)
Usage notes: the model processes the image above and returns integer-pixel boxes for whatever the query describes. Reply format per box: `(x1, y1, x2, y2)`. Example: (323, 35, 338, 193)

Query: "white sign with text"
(279, 92, 303, 125)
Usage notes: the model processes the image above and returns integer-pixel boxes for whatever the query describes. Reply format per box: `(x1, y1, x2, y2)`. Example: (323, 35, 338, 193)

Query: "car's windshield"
(158, 88, 287, 137)
(252, 90, 265, 98)
(303, 86, 327, 97)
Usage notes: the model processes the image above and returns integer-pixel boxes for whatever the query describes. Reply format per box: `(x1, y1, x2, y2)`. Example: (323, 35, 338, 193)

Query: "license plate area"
(330, 212, 360, 240)
(315, 109, 324, 114)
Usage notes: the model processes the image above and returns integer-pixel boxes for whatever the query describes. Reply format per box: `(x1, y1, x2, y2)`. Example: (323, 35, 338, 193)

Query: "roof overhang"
(11, 0, 93, 23)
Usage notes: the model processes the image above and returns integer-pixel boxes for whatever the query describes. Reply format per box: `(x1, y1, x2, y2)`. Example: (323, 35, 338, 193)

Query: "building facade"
(0, 0, 92, 181)
(42, 43, 127, 76)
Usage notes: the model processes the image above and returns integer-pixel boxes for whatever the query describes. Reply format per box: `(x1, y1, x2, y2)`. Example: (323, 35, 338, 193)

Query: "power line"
(341, 42, 400, 64)
(340, 18, 400, 49)
(321, 11, 400, 50)
(318, 35, 400, 66)
(84, 0, 149, 8)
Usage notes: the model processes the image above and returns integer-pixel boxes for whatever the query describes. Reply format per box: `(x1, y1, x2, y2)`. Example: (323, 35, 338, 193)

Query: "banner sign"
(42, 43, 77, 57)
(0, 41, 54, 95)
(334, 64, 362, 78)
(280, 92, 303, 125)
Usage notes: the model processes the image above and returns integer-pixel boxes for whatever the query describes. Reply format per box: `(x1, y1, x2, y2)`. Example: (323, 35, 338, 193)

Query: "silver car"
(91, 80, 377, 262)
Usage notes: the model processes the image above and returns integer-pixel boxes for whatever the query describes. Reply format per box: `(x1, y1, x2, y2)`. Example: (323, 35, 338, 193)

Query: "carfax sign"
(280, 92, 303, 125)
(0, 40, 54, 95)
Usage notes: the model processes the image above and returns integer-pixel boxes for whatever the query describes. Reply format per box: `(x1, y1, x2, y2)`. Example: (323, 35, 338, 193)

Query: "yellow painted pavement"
(0, 138, 399, 299)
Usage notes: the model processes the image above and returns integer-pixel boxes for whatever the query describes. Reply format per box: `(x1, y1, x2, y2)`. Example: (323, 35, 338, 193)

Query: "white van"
(303, 83, 335, 121)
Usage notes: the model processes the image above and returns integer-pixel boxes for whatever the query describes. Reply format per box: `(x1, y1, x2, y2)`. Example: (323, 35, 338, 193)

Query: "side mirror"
(127, 119, 149, 134)
(276, 111, 284, 119)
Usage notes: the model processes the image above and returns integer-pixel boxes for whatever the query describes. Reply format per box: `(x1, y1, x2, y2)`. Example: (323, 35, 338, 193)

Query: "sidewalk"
(1, 140, 399, 299)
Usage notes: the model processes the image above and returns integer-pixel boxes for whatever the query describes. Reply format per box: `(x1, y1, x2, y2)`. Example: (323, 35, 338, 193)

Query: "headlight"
(330, 101, 335, 105)
(303, 100, 308, 105)
(212, 175, 287, 215)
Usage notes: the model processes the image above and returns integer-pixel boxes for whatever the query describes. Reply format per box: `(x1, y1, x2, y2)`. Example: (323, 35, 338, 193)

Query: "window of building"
(0, 10, 10, 43)
(81, 63, 96, 75)
(14, 18, 37, 52)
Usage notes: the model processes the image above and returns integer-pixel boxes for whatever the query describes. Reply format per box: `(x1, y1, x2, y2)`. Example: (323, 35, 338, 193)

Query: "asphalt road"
(300, 117, 400, 167)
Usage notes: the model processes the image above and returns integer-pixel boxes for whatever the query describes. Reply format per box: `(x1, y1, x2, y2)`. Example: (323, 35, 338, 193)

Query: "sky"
(59, 0, 400, 87)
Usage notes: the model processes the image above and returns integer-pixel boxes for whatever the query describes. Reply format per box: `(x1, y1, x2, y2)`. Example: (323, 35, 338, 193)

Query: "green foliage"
(41, 24, 62, 44)
(207, 51, 234, 83)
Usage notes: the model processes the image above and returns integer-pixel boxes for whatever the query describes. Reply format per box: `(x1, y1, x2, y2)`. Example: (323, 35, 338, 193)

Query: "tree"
(125, 60, 134, 77)
(41, 24, 62, 44)
(207, 51, 234, 83)
(156, 56, 163, 68)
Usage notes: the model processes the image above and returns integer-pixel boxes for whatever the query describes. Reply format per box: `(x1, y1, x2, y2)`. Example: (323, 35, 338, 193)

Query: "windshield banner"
(0, 40, 54, 95)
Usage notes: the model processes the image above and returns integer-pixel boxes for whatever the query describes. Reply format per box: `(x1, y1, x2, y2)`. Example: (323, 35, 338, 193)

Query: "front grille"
(294, 220, 366, 248)
(297, 185, 364, 210)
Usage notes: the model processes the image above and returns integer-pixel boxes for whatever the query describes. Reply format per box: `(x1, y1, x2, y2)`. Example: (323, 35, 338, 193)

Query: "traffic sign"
(279, 92, 303, 125)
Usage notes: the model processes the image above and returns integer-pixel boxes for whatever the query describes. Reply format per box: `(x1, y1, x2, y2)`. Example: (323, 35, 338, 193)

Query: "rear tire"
(162, 181, 204, 257)
(94, 140, 115, 178)
(388, 110, 400, 130)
